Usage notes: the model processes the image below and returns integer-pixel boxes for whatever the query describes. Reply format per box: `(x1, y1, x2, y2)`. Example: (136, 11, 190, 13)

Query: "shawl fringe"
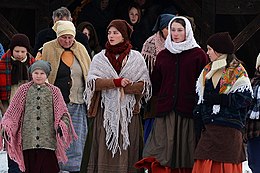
(84, 50, 151, 157)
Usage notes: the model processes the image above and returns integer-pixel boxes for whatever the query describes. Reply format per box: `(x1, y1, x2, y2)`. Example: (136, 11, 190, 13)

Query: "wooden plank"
(173, 0, 202, 27)
(216, 0, 260, 14)
(233, 14, 260, 51)
(0, 13, 18, 39)
(201, 0, 216, 48)
(0, 1, 37, 9)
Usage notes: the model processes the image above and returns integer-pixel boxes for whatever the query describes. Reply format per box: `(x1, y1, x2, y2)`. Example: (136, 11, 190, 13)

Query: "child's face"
(32, 69, 47, 85)
(12, 46, 27, 61)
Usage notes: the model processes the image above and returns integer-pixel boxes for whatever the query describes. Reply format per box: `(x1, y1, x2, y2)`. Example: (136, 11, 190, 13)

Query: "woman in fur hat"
(80, 19, 151, 173)
(192, 32, 253, 173)
(135, 16, 208, 173)
(0, 60, 77, 173)
(0, 33, 35, 173)
(246, 53, 260, 173)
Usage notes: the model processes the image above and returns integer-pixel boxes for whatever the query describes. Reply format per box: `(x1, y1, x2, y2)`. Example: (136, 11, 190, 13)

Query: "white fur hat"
(255, 53, 260, 69)
(52, 20, 76, 38)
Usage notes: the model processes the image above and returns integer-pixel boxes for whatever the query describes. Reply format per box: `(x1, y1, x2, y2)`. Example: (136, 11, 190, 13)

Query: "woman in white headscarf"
(135, 16, 209, 173)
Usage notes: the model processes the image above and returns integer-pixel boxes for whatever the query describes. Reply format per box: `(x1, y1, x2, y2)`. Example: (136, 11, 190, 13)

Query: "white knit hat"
(255, 53, 260, 69)
(52, 20, 76, 38)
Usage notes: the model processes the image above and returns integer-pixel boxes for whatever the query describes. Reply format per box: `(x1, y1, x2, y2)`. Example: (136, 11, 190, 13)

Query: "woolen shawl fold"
(84, 50, 151, 157)
(0, 81, 78, 172)
(195, 62, 252, 114)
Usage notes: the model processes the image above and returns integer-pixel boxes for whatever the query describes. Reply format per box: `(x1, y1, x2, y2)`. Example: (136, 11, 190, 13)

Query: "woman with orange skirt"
(192, 32, 253, 173)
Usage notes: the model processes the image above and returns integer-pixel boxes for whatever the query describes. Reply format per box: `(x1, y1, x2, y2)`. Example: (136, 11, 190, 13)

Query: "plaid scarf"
(105, 40, 132, 74)
(0, 50, 35, 100)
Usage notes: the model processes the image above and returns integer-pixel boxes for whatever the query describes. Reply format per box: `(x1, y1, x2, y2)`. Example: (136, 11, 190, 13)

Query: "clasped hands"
(203, 92, 230, 106)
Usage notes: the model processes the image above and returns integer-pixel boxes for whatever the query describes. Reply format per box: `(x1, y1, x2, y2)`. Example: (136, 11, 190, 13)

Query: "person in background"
(0, 34, 35, 173)
(135, 16, 209, 173)
(76, 0, 117, 48)
(0, 60, 77, 173)
(77, 21, 102, 58)
(80, 19, 151, 173)
(33, 6, 91, 57)
(36, 20, 91, 173)
(0, 43, 4, 58)
(246, 53, 260, 173)
(127, 3, 146, 51)
(141, 13, 175, 144)
(142, 13, 175, 76)
(192, 32, 253, 173)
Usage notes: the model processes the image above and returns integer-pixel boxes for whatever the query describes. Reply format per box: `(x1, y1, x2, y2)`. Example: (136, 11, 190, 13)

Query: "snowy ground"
(0, 150, 253, 173)
(0, 150, 7, 173)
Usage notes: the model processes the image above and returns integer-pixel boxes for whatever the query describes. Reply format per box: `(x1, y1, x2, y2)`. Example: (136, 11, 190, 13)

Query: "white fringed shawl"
(84, 50, 151, 157)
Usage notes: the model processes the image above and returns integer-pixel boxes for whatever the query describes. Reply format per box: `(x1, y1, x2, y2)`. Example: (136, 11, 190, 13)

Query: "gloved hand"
(203, 92, 230, 106)
(57, 127, 63, 137)
(193, 105, 202, 119)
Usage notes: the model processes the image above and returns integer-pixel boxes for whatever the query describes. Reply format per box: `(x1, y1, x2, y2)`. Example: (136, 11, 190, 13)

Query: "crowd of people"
(0, 4, 259, 173)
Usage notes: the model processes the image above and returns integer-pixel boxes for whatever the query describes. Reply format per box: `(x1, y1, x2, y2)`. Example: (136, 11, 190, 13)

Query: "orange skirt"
(192, 159, 242, 173)
(135, 157, 192, 173)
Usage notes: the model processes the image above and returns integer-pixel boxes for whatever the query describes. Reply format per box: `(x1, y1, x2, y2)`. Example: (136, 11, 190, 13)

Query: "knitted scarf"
(196, 59, 252, 114)
(11, 56, 29, 84)
(84, 50, 151, 157)
(0, 81, 78, 172)
(141, 32, 165, 75)
(105, 40, 132, 74)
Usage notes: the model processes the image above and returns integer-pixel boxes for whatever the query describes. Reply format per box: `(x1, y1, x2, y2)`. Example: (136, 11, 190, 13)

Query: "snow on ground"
(0, 150, 7, 173)
(0, 150, 252, 173)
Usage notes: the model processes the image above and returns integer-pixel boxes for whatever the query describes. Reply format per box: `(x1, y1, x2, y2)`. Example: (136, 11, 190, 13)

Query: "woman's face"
(83, 27, 90, 40)
(207, 45, 220, 62)
(161, 27, 168, 39)
(12, 46, 27, 61)
(170, 21, 186, 43)
(128, 7, 139, 25)
(100, 0, 109, 11)
(32, 69, 47, 85)
(58, 34, 75, 48)
(107, 26, 124, 45)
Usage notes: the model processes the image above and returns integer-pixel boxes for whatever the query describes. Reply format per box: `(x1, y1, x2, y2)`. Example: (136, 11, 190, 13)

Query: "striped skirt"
(59, 103, 88, 172)
(141, 111, 196, 169)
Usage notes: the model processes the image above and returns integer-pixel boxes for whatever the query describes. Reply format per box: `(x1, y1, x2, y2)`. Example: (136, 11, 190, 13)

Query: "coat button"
(37, 106, 40, 109)
(37, 117, 40, 120)
(36, 127, 40, 130)
(37, 96, 40, 100)
(36, 136, 39, 140)
(36, 144, 40, 148)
